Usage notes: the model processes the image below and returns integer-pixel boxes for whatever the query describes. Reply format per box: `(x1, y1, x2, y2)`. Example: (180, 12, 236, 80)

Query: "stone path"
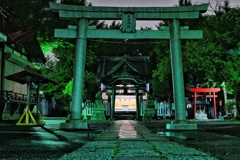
(60, 120, 217, 160)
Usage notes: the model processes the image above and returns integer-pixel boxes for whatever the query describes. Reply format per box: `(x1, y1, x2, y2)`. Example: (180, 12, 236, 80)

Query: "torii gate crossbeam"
(50, 2, 209, 130)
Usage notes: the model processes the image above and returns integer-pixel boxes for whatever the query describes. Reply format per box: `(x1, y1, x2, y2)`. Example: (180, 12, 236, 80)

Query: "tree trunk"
(222, 82, 228, 115)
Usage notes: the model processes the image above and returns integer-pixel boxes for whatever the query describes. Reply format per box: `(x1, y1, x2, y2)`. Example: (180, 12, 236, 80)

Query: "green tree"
(182, 6, 240, 118)
(221, 45, 240, 118)
(151, 40, 172, 100)
(2, 0, 91, 37)
(151, 0, 193, 100)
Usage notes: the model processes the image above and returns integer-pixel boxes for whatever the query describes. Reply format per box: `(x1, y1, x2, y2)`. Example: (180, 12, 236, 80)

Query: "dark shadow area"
(41, 126, 68, 141)
(141, 120, 240, 160)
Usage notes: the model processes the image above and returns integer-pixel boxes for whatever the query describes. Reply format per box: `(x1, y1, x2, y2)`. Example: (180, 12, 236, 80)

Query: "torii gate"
(50, 2, 208, 130)
(189, 88, 221, 118)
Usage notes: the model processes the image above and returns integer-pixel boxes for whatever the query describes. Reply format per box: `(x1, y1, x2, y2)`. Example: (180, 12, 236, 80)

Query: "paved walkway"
(60, 120, 217, 160)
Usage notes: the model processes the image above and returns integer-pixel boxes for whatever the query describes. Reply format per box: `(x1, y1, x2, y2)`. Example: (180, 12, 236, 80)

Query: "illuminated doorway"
(115, 95, 136, 112)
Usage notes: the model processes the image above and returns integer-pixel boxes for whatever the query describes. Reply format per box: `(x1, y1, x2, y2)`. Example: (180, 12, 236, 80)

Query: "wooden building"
(0, 29, 45, 120)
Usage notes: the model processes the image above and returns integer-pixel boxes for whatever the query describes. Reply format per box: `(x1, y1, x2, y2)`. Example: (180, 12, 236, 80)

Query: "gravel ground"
(59, 120, 217, 160)
(1, 119, 239, 160)
(142, 120, 240, 160)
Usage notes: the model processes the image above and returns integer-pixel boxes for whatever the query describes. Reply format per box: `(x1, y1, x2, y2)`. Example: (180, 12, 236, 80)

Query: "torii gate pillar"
(166, 19, 197, 130)
(60, 18, 89, 130)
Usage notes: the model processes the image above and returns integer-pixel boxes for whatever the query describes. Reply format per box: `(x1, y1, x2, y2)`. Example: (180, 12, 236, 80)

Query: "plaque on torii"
(50, 2, 209, 130)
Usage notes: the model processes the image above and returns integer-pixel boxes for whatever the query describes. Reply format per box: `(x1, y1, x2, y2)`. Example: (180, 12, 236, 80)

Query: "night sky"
(87, 0, 240, 29)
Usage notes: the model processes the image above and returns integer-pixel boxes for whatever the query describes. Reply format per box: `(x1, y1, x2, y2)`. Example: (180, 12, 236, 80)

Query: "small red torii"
(189, 88, 221, 118)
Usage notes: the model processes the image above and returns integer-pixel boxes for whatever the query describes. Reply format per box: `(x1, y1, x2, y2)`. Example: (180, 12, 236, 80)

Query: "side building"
(0, 29, 46, 121)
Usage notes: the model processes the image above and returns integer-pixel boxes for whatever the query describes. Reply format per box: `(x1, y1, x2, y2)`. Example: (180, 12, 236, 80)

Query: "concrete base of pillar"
(60, 120, 89, 130)
(166, 123, 197, 130)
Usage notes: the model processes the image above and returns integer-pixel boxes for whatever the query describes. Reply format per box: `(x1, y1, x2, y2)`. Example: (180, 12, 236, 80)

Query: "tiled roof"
(2, 28, 46, 63)
(98, 55, 152, 85)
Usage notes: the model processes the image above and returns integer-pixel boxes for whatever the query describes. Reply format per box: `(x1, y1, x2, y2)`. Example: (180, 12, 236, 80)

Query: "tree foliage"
(1, 0, 92, 37)
(152, 0, 240, 119)
(151, 40, 172, 100)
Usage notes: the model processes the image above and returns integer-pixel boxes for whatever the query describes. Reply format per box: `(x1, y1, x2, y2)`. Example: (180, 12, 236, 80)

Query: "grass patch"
(112, 141, 120, 158)
(150, 143, 170, 159)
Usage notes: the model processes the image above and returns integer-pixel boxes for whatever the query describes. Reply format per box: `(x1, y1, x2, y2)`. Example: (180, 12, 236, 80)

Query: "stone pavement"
(60, 120, 217, 160)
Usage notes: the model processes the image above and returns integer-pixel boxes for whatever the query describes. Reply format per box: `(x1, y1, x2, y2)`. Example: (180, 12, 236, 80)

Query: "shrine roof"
(2, 28, 46, 63)
(5, 66, 57, 85)
(98, 55, 151, 85)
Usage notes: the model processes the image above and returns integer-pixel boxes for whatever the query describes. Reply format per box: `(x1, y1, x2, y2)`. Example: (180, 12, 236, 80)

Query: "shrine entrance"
(109, 95, 137, 120)
(50, 2, 209, 130)
(98, 55, 151, 120)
